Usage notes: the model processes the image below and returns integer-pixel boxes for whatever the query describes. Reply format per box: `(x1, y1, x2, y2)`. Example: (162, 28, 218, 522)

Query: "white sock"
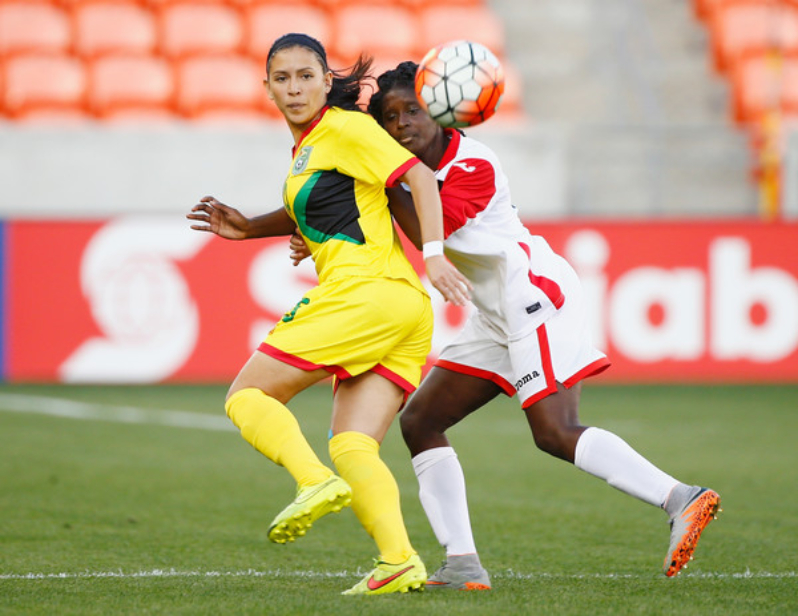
(574, 427, 679, 508)
(411, 446, 477, 556)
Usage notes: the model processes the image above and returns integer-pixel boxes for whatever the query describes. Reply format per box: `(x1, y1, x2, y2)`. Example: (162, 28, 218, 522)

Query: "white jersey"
(436, 129, 567, 340)
(429, 129, 610, 406)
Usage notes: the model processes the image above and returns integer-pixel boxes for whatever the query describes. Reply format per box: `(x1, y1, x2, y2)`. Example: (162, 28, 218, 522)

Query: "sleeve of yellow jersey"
(334, 112, 419, 188)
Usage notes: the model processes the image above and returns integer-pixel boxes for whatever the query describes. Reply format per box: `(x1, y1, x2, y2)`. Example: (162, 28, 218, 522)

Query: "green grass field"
(1, 383, 796, 615)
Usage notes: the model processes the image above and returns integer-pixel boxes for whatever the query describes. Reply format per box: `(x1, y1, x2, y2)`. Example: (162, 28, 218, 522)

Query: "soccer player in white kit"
(362, 61, 722, 589)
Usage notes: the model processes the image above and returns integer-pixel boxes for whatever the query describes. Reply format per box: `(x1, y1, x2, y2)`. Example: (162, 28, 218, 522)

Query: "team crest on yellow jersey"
(292, 146, 313, 175)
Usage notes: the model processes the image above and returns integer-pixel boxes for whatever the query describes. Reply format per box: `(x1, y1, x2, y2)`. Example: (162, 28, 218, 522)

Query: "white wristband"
(423, 241, 444, 259)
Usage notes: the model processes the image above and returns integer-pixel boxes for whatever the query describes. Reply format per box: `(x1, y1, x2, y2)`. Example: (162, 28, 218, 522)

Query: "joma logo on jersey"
(515, 371, 540, 390)
(452, 161, 476, 173)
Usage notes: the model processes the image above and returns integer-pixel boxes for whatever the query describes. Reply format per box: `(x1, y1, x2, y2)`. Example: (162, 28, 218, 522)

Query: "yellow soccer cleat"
(664, 486, 721, 577)
(267, 475, 352, 544)
(342, 554, 427, 595)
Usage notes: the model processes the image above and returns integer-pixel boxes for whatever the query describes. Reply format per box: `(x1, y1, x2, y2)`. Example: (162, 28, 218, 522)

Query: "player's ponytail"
(327, 54, 373, 111)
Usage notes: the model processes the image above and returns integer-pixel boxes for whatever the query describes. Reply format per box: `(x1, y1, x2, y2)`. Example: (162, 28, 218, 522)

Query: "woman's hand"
(425, 254, 472, 306)
(289, 230, 312, 266)
(187, 196, 251, 240)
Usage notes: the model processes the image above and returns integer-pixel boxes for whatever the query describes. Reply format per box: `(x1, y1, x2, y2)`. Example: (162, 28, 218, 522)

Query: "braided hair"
(367, 61, 418, 125)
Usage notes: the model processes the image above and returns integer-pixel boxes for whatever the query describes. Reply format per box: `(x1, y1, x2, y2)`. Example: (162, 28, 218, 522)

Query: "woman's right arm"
(187, 196, 296, 239)
(400, 163, 471, 306)
(386, 187, 422, 250)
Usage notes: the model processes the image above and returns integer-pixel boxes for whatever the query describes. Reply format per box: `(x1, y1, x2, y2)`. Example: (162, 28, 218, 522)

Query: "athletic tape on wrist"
(423, 241, 444, 259)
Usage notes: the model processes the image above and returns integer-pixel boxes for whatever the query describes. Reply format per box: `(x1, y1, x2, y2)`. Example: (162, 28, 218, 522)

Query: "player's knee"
(399, 404, 421, 441)
(399, 400, 442, 445)
(532, 429, 559, 456)
(531, 424, 575, 461)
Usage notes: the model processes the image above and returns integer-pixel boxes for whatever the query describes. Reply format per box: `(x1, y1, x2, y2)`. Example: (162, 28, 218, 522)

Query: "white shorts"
(436, 264, 610, 408)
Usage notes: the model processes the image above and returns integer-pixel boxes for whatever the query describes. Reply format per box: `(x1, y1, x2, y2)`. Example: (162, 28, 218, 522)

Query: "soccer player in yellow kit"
(187, 33, 470, 595)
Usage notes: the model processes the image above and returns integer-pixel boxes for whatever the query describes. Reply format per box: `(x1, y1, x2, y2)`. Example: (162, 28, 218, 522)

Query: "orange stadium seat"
(220, 0, 283, 7)
(244, 3, 333, 61)
(418, 5, 505, 57)
(696, 0, 798, 22)
(136, 0, 197, 7)
(0, 2, 71, 56)
(398, 0, 483, 8)
(175, 53, 270, 119)
(159, 2, 244, 59)
(368, 53, 411, 80)
(53, 0, 129, 6)
(88, 53, 175, 119)
(73, 2, 158, 58)
(331, 4, 420, 64)
(3, 53, 87, 119)
(693, 0, 721, 22)
(730, 50, 798, 123)
(730, 50, 781, 123)
(709, 0, 798, 73)
(304, 0, 390, 9)
(311, 0, 482, 9)
(342, 52, 406, 109)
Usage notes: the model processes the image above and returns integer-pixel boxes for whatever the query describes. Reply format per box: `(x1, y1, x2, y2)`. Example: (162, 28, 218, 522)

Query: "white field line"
(0, 392, 234, 432)
(0, 568, 795, 581)
(1, 395, 796, 584)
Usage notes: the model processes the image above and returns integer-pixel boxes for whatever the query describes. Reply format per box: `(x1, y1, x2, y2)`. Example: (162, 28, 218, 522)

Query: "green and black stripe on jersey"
(292, 170, 365, 245)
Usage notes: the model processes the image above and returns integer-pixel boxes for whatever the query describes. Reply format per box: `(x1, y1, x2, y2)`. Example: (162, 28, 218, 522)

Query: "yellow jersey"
(282, 106, 424, 292)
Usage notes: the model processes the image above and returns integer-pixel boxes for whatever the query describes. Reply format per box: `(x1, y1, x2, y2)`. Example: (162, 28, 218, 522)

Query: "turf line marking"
(500, 569, 797, 580)
(1, 568, 795, 581)
(0, 393, 234, 432)
(0, 569, 355, 581)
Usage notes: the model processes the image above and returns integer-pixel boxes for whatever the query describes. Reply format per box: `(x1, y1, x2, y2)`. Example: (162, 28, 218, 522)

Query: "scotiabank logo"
(709, 239, 798, 361)
(6, 219, 798, 383)
(559, 226, 798, 380)
(60, 218, 212, 382)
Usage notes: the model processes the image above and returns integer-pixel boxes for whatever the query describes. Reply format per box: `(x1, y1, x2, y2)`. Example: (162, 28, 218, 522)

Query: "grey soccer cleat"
(426, 554, 491, 590)
(663, 485, 721, 577)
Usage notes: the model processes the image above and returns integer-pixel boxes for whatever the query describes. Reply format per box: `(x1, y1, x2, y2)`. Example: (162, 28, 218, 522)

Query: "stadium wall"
(5, 218, 798, 384)
(0, 124, 566, 219)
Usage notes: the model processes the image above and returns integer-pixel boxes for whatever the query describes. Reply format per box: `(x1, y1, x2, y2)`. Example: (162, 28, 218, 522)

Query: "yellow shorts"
(259, 276, 433, 393)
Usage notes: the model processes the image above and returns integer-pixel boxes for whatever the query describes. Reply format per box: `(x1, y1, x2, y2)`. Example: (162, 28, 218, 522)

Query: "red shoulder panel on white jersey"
(437, 129, 502, 238)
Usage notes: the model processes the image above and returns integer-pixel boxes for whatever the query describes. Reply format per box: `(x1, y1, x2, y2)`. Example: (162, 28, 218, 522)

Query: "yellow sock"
(329, 431, 415, 564)
(225, 388, 332, 489)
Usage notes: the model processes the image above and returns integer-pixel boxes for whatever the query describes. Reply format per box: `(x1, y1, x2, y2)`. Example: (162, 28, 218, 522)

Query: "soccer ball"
(415, 40, 505, 128)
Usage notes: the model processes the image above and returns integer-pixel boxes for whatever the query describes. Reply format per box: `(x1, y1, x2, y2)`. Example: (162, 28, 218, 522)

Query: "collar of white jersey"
(438, 128, 462, 171)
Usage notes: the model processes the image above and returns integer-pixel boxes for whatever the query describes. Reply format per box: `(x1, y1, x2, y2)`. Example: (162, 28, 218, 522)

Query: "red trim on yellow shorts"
(258, 342, 353, 379)
(259, 343, 415, 401)
(331, 368, 413, 410)
(435, 359, 516, 397)
(371, 364, 417, 395)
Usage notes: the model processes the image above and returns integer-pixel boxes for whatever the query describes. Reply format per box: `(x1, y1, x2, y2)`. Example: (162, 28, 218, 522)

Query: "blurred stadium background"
(1, 0, 797, 384)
